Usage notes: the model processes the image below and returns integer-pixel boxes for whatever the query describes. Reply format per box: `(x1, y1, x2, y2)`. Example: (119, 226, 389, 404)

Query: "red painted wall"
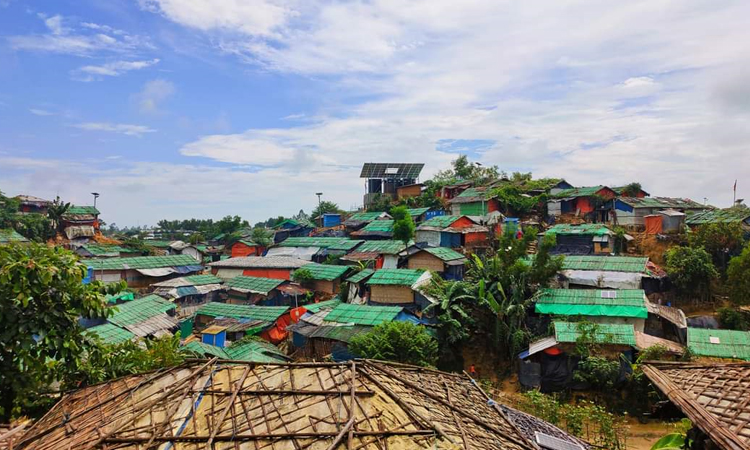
(464, 231, 489, 245)
(242, 268, 292, 280)
(576, 197, 594, 214)
(448, 216, 476, 229)
(231, 241, 259, 258)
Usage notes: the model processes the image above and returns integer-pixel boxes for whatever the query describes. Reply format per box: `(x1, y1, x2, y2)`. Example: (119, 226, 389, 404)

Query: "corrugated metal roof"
(553, 186, 608, 198)
(196, 302, 289, 322)
(356, 240, 407, 255)
(687, 328, 750, 360)
(328, 239, 364, 251)
(561, 255, 648, 273)
(418, 215, 463, 228)
(278, 237, 350, 248)
(298, 264, 349, 281)
(554, 321, 636, 346)
(64, 205, 100, 215)
(209, 256, 311, 269)
(225, 339, 288, 362)
(309, 325, 372, 343)
(346, 269, 375, 283)
(0, 229, 29, 243)
(324, 303, 402, 326)
(618, 196, 706, 209)
(407, 207, 431, 217)
(346, 211, 389, 223)
(303, 299, 342, 313)
(86, 323, 135, 345)
(536, 289, 647, 318)
(423, 247, 466, 262)
(545, 224, 613, 236)
(686, 208, 750, 225)
(109, 295, 175, 327)
(83, 255, 199, 270)
(367, 269, 424, 286)
(359, 220, 394, 233)
(183, 341, 229, 359)
(78, 244, 137, 256)
(226, 275, 285, 294)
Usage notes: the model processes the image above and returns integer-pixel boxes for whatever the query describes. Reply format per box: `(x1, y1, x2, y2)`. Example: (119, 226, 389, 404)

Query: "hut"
(687, 328, 750, 361)
(552, 255, 651, 290)
(686, 207, 750, 231)
(224, 275, 286, 305)
(14, 194, 50, 214)
(439, 181, 473, 200)
(208, 256, 311, 280)
(193, 302, 291, 343)
(293, 264, 350, 295)
(612, 197, 706, 228)
(341, 240, 407, 269)
(350, 219, 394, 239)
(644, 209, 686, 234)
(231, 239, 262, 257)
(15, 359, 548, 450)
(344, 268, 375, 303)
(182, 337, 288, 363)
(0, 229, 29, 244)
(150, 274, 225, 308)
(74, 243, 140, 258)
(396, 182, 423, 199)
(61, 205, 100, 241)
(406, 246, 467, 280)
(343, 211, 391, 231)
(267, 236, 359, 262)
(535, 288, 649, 333)
(548, 185, 617, 221)
(85, 323, 135, 345)
(272, 218, 314, 243)
(643, 362, 750, 450)
(82, 255, 202, 287)
(366, 268, 433, 311)
(448, 186, 500, 216)
(543, 223, 615, 255)
(406, 207, 431, 223)
(416, 215, 485, 248)
(86, 294, 178, 343)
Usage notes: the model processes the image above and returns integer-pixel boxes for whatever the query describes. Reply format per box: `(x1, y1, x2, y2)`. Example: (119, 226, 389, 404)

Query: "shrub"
(727, 243, 750, 305)
(717, 307, 750, 331)
(349, 321, 438, 367)
(664, 246, 717, 301)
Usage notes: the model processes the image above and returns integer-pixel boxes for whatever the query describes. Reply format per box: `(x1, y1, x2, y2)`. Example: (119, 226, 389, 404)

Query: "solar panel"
(360, 163, 425, 179)
(535, 432, 584, 450)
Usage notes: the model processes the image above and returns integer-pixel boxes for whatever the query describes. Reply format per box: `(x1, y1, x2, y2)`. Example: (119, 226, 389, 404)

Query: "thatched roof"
(17, 359, 541, 450)
(642, 362, 750, 450)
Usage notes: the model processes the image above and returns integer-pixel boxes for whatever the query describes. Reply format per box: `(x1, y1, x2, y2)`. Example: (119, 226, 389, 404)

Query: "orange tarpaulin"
(645, 215, 663, 234)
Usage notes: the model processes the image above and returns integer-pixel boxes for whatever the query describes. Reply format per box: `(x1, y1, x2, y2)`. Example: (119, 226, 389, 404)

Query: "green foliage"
(573, 321, 613, 358)
(636, 344, 669, 363)
(423, 278, 475, 369)
(14, 213, 55, 242)
(348, 321, 438, 367)
(727, 243, 750, 305)
(188, 232, 205, 244)
(72, 334, 186, 387)
(157, 215, 248, 240)
(689, 222, 745, 275)
(292, 268, 314, 283)
(518, 390, 628, 449)
(491, 184, 548, 216)
(664, 246, 717, 301)
(121, 238, 155, 255)
(366, 194, 394, 213)
(0, 244, 114, 420)
(391, 205, 415, 244)
(649, 420, 693, 450)
(46, 196, 70, 233)
(311, 200, 341, 219)
(717, 307, 750, 330)
(620, 182, 643, 197)
(250, 227, 273, 247)
(573, 356, 621, 391)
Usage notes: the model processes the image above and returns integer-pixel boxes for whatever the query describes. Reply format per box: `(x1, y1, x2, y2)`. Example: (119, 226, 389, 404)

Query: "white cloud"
(73, 122, 156, 136)
(132, 79, 175, 113)
(72, 59, 160, 81)
(8, 14, 152, 56)
(29, 108, 54, 116)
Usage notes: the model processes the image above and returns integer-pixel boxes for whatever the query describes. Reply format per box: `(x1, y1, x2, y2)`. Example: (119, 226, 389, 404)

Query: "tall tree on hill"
(311, 200, 341, 219)
(46, 196, 70, 233)
(391, 205, 415, 244)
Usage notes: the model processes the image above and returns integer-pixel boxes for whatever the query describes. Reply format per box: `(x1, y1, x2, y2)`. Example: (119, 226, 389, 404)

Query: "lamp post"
(91, 192, 100, 208)
(316, 192, 323, 208)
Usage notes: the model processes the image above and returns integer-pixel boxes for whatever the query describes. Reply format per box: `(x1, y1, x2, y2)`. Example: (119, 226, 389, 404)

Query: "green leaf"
(650, 433, 685, 450)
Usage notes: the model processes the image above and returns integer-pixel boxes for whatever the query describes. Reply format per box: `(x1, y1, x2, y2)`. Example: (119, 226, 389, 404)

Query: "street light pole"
(91, 192, 100, 208)
(316, 192, 323, 208)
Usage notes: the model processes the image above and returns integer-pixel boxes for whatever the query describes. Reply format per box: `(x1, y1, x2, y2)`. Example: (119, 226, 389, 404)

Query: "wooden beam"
(207, 365, 251, 449)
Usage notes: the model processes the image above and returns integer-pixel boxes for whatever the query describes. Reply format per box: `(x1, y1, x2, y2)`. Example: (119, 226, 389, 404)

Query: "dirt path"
(626, 419, 673, 449)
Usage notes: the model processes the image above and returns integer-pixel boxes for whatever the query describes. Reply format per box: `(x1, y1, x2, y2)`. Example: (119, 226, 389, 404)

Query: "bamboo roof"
(17, 359, 538, 449)
(643, 362, 750, 450)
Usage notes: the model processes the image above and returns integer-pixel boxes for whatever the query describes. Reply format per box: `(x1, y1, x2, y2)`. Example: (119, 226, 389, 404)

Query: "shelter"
(231, 239, 262, 257)
(535, 289, 649, 332)
(343, 211, 391, 230)
(208, 256, 311, 280)
(272, 218, 314, 243)
(612, 197, 706, 228)
(74, 243, 139, 258)
(16, 359, 543, 450)
(0, 229, 29, 244)
(268, 236, 360, 262)
(644, 209, 686, 234)
(416, 215, 488, 249)
(182, 338, 289, 363)
(150, 274, 224, 307)
(83, 255, 203, 287)
(686, 207, 750, 230)
(351, 219, 394, 239)
(341, 240, 407, 269)
(194, 302, 291, 343)
(366, 269, 432, 311)
(360, 162, 425, 207)
(224, 275, 286, 305)
(406, 207, 431, 223)
(396, 182, 423, 199)
(548, 185, 617, 220)
(543, 224, 615, 255)
(88, 294, 179, 341)
(687, 328, 750, 361)
(294, 263, 350, 294)
(448, 186, 500, 216)
(345, 268, 375, 303)
(15, 194, 51, 214)
(85, 322, 136, 345)
(643, 362, 750, 450)
(406, 246, 466, 280)
(61, 205, 100, 240)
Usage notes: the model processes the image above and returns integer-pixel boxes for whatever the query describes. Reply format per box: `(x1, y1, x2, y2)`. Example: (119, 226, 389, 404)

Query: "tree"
(727, 243, 750, 305)
(390, 205, 415, 244)
(0, 244, 113, 420)
(251, 227, 273, 247)
(423, 279, 475, 370)
(349, 321, 438, 367)
(689, 222, 745, 275)
(432, 155, 500, 185)
(311, 201, 341, 219)
(0, 190, 20, 229)
(215, 215, 247, 235)
(46, 196, 70, 233)
(188, 232, 205, 244)
(664, 246, 717, 301)
(292, 268, 314, 284)
(619, 182, 643, 197)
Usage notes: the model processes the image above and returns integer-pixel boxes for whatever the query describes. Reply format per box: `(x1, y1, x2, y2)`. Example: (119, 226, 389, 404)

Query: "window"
(601, 291, 618, 299)
(709, 336, 721, 344)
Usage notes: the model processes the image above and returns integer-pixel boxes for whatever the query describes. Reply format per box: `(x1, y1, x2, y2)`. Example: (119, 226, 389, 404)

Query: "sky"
(1, 0, 749, 227)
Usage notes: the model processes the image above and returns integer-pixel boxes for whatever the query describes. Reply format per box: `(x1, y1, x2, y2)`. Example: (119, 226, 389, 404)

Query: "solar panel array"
(360, 163, 425, 179)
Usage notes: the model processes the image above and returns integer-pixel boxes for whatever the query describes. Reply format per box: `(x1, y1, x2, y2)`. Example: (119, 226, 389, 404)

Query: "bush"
(292, 268, 314, 283)
(664, 246, 717, 301)
(391, 205, 415, 244)
(689, 222, 744, 275)
(349, 321, 438, 367)
(573, 357, 621, 391)
(727, 243, 750, 305)
(717, 307, 750, 331)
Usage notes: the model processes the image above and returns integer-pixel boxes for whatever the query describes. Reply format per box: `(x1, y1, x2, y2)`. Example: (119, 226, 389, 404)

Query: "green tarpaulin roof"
(298, 264, 349, 281)
(143, 240, 175, 248)
(183, 341, 229, 359)
(324, 303, 402, 326)
(183, 274, 224, 285)
(79, 244, 137, 255)
(536, 289, 647, 318)
(367, 269, 424, 286)
(360, 220, 394, 233)
(686, 208, 750, 225)
(407, 207, 431, 217)
(83, 254, 199, 270)
(687, 328, 750, 361)
(560, 255, 649, 273)
(104, 291, 135, 304)
(279, 237, 350, 248)
(0, 229, 29, 243)
(346, 211, 387, 223)
(553, 186, 608, 198)
(226, 276, 285, 294)
(423, 247, 466, 262)
(328, 239, 363, 251)
(86, 323, 135, 345)
(225, 339, 288, 363)
(109, 295, 175, 327)
(303, 299, 342, 313)
(545, 224, 613, 236)
(346, 269, 375, 284)
(356, 240, 407, 255)
(618, 197, 704, 209)
(196, 302, 288, 322)
(554, 321, 636, 346)
(419, 215, 462, 228)
(65, 205, 100, 215)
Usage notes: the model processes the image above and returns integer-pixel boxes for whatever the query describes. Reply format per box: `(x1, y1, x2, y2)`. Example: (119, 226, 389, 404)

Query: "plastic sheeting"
(535, 303, 648, 319)
(645, 215, 663, 234)
(265, 246, 321, 261)
(135, 267, 176, 277)
(563, 269, 642, 289)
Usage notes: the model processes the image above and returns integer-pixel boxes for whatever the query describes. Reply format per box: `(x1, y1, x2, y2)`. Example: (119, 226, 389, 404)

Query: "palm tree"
(46, 196, 70, 233)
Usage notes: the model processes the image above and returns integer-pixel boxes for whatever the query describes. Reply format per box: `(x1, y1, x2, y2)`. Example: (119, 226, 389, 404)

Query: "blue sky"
(1, 0, 749, 226)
